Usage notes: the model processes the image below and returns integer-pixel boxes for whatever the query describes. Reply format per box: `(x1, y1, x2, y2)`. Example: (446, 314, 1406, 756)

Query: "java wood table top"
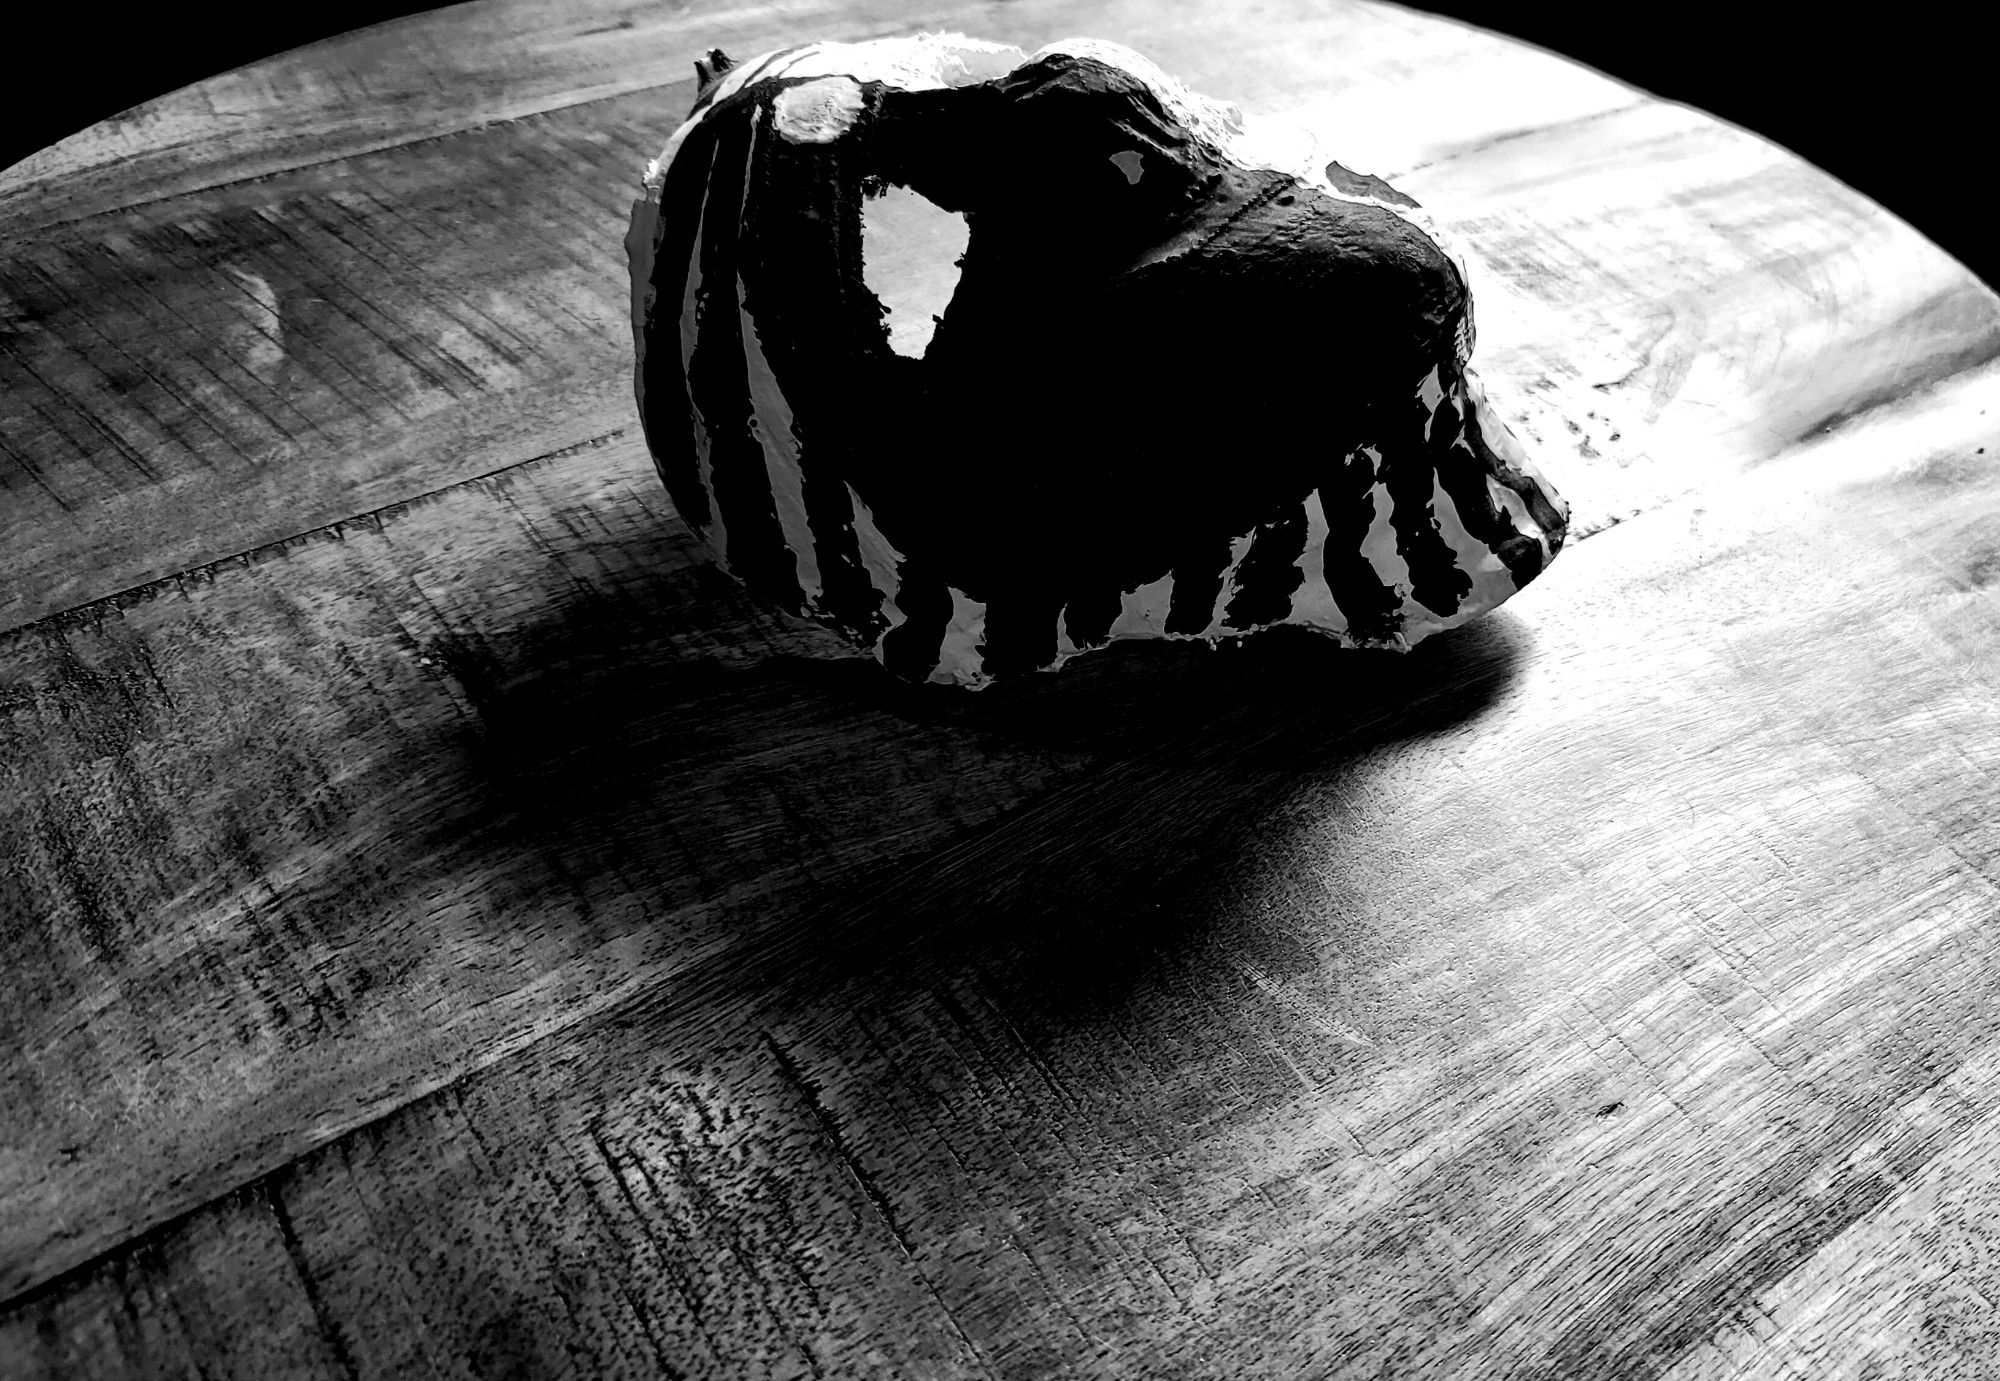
(5, 1, 1999, 1376)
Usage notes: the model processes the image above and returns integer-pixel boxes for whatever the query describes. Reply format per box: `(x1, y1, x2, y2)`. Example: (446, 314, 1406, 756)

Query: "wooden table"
(5, 1, 1999, 1375)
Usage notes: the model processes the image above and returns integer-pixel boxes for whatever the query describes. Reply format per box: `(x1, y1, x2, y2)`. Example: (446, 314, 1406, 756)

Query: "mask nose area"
(1457, 364, 1570, 566)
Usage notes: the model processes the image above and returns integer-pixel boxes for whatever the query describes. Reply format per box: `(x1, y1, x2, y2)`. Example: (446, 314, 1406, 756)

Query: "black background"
(0, 4, 1986, 288)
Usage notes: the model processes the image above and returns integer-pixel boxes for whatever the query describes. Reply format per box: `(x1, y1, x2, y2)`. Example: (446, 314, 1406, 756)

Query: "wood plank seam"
(0, 427, 627, 640)
(16, 324, 2000, 645)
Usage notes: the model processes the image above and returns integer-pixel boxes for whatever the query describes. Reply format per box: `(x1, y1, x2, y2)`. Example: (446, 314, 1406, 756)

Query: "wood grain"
(0, 102, 643, 629)
(0, 0, 1650, 631)
(9, 367, 2000, 1376)
(0, 427, 1123, 1304)
(18, 0, 1991, 630)
(0, 0, 1656, 239)
(8, 0, 2000, 1373)
(0, 0, 954, 237)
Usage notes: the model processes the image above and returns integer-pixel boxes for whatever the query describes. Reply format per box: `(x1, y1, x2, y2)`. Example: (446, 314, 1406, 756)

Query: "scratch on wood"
(5, 426, 630, 639)
(262, 1178, 361, 1381)
(761, 1032, 915, 1258)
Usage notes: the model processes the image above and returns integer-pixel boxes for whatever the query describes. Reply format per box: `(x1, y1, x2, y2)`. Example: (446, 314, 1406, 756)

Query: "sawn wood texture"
(4, 0, 2000, 1376)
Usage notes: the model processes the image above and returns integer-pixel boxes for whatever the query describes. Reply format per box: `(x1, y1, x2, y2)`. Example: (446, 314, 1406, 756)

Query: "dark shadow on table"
(758, 613, 1531, 1024)
(447, 540, 1523, 1019)
(382, 562, 1577, 1373)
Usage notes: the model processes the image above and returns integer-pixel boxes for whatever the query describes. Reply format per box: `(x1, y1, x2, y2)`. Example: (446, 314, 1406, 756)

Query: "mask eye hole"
(862, 184, 970, 359)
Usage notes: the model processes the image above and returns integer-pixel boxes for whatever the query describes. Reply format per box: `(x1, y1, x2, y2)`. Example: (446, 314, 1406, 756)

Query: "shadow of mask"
(443, 523, 1524, 1031)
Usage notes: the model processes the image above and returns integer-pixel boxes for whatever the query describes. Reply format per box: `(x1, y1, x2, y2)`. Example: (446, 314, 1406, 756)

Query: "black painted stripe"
(1224, 501, 1309, 630)
(796, 457, 879, 638)
(1316, 454, 1403, 643)
(1386, 386, 1474, 618)
(980, 582, 1065, 676)
(635, 112, 723, 534)
(1432, 371, 1546, 585)
(1061, 583, 1123, 650)
(1166, 530, 1235, 635)
(734, 95, 890, 647)
(878, 560, 954, 682)
(686, 107, 804, 610)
